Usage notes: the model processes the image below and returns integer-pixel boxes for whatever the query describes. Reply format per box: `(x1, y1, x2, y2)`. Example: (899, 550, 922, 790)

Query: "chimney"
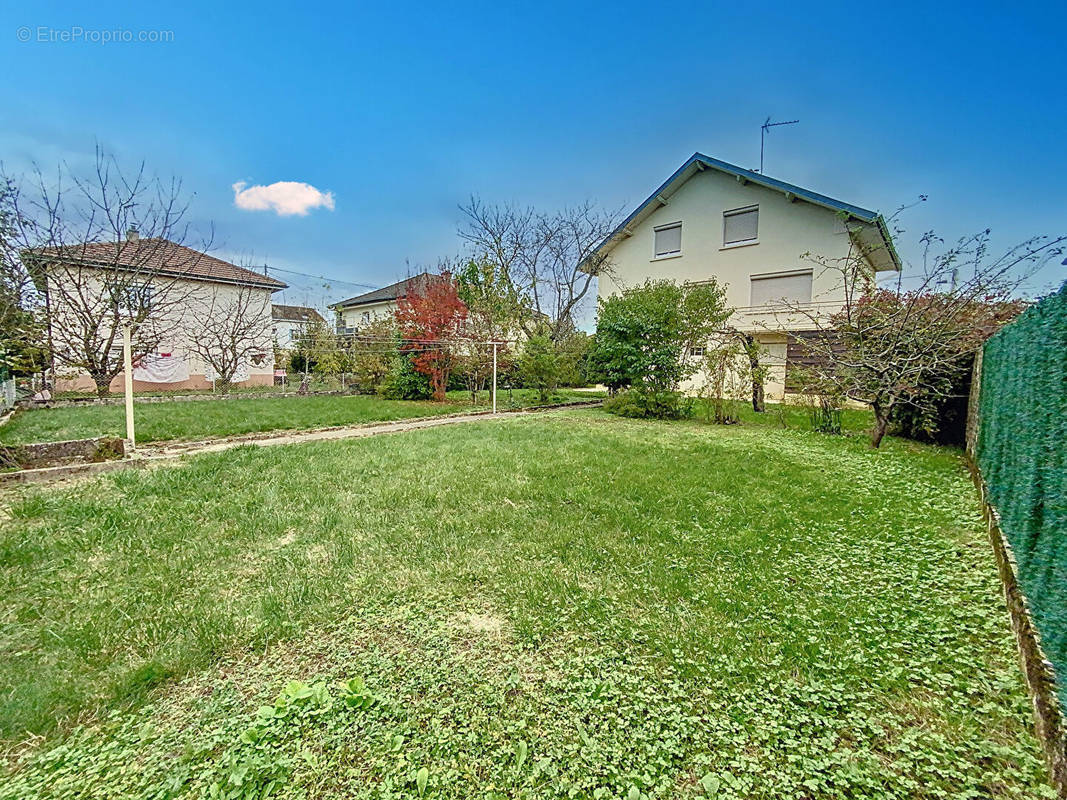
(126, 227, 140, 242)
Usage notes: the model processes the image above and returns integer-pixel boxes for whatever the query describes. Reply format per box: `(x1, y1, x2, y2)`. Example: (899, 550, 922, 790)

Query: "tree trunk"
(89, 369, 112, 398)
(870, 402, 891, 448)
(432, 371, 447, 402)
(751, 372, 765, 413)
(737, 332, 765, 413)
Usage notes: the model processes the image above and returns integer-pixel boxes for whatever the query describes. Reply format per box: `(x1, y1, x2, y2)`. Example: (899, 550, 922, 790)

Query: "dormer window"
(653, 222, 682, 258)
(723, 205, 759, 246)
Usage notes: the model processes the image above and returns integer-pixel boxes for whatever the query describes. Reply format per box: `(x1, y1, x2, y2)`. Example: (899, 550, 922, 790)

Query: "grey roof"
(333, 271, 437, 309)
(595, 152, 901, 271)
(272, 304, 326, 324)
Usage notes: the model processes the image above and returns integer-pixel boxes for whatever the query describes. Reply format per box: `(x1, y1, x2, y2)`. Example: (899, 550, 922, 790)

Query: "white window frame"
(722, 205, 759, 248)
(652, 222, 683, 260)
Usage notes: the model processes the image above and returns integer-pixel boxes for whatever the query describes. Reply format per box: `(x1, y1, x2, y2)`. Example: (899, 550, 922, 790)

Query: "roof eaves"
(592, 153, 888, 261)
(71, 258, 289, 290)
(332, 272, 436, 309)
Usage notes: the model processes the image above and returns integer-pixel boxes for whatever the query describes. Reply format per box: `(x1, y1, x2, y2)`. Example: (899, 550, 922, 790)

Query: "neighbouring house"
(272, 304, 327, 347)
(593, 152, 901, 399)
(332, 272, 440, 332)
(26, 231, 288, 393)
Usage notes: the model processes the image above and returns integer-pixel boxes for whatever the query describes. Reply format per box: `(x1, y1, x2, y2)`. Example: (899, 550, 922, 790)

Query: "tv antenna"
(759, 117, 799, 174)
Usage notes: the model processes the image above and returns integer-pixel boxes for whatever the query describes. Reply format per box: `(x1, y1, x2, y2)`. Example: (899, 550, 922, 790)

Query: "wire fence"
(975, 280, 1067, 706)
(0, 329, 601, 452)
(38, 336, 521, 402)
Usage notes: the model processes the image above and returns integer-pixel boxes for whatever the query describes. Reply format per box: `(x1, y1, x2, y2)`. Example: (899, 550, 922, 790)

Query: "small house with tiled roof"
(272, 303, 326, 347)
(26, 231, 289, 393)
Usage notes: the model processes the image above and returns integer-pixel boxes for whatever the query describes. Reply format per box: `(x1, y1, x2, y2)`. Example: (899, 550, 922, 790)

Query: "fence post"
(492, 342, 498, 414)
(122, 325, 136, 449)
(965, 348, 983, 458)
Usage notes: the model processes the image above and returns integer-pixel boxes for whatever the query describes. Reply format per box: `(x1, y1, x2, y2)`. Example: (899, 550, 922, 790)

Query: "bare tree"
(458, 198, 622, 342)
(7, 147, 209, 396)
(0, 179, 49, 378)
(187, 284, 274, 392)
(782, 224, 1065, 447)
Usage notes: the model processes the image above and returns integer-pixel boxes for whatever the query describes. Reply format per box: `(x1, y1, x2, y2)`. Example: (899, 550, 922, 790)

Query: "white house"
(272, 304, 327, 347)
(593, 153, 901, 398)
(332, 272, 439, 332)
(30, 233, 287, 393)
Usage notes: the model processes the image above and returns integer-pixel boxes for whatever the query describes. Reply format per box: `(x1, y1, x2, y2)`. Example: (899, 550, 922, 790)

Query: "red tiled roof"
(31, 237, 288, 290)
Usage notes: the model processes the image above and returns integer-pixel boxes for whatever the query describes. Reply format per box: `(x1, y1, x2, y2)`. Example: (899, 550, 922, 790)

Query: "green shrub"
(517, 334, 559, 402)
(377, 357, 432, 401)
(603, 389, 693, 420)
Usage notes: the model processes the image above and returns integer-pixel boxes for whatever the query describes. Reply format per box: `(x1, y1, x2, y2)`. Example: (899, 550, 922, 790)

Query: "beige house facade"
(595, 153, 901, 398)
(32, 236, 287, 393)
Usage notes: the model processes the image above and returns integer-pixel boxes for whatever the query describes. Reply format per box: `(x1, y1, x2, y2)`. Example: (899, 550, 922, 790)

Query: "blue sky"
(2, 0, 1065, 312)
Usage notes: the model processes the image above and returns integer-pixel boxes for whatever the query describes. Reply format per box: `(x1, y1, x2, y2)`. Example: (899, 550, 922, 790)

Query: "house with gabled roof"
(331, 272, 441, 332)
(26, 231, 288, 393)
(272, 304, 327, 347)
(593, 152, 901, 398)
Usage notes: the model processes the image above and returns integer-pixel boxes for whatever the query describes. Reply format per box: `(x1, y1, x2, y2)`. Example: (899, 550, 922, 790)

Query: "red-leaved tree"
(394, 272, 468, 401)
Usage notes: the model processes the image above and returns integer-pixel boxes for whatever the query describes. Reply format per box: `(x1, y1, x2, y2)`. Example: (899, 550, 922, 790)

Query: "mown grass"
(0, 388, 601, 445)
(0, 410, 1050, 798)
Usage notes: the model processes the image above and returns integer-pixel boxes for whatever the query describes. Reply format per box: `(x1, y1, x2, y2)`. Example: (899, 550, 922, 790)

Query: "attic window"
(653, 223, 682, 257)
(723, 205, 759, 246)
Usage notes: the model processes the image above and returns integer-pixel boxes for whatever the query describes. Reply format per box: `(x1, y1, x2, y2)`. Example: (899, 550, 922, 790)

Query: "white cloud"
(232, 180, 335, 216)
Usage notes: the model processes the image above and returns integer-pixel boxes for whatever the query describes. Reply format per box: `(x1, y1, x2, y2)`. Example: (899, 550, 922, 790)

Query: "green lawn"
(0, 410, 1050, 798)
(0, 389, 602, 446)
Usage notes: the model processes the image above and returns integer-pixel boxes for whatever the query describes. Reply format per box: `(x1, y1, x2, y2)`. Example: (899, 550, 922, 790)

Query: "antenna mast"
(759, 117, 799, 174)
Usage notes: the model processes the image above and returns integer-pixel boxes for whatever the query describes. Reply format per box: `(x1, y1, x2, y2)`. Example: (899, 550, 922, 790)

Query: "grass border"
(0, 400, 603, 486)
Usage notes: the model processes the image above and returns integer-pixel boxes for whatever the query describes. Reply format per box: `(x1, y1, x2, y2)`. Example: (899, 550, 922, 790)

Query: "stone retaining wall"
(0, 436, 126, 470)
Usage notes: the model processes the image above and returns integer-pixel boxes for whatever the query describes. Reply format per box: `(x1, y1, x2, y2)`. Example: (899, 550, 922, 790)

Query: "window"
(750, 270, 813, 307)
(690, 345, 706, 357)
(361, 311, 371, 324)
(653, 222, 682, 257)
(108, 282, 152, 314)
(723, 205, 759, 246)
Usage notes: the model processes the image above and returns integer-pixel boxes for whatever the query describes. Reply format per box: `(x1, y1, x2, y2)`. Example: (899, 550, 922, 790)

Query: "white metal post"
(492, 342, 498, 414)
(122, 325, 135, 449)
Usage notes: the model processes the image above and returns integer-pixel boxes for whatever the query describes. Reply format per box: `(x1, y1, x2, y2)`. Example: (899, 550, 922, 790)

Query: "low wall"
(54, 371, 274, 395)
(0, 436, 126, 470)
(34, 389, 359, 409)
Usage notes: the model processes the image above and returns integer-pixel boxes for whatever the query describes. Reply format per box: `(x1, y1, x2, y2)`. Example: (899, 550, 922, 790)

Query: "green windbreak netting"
(977, 280, 1067, 704)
